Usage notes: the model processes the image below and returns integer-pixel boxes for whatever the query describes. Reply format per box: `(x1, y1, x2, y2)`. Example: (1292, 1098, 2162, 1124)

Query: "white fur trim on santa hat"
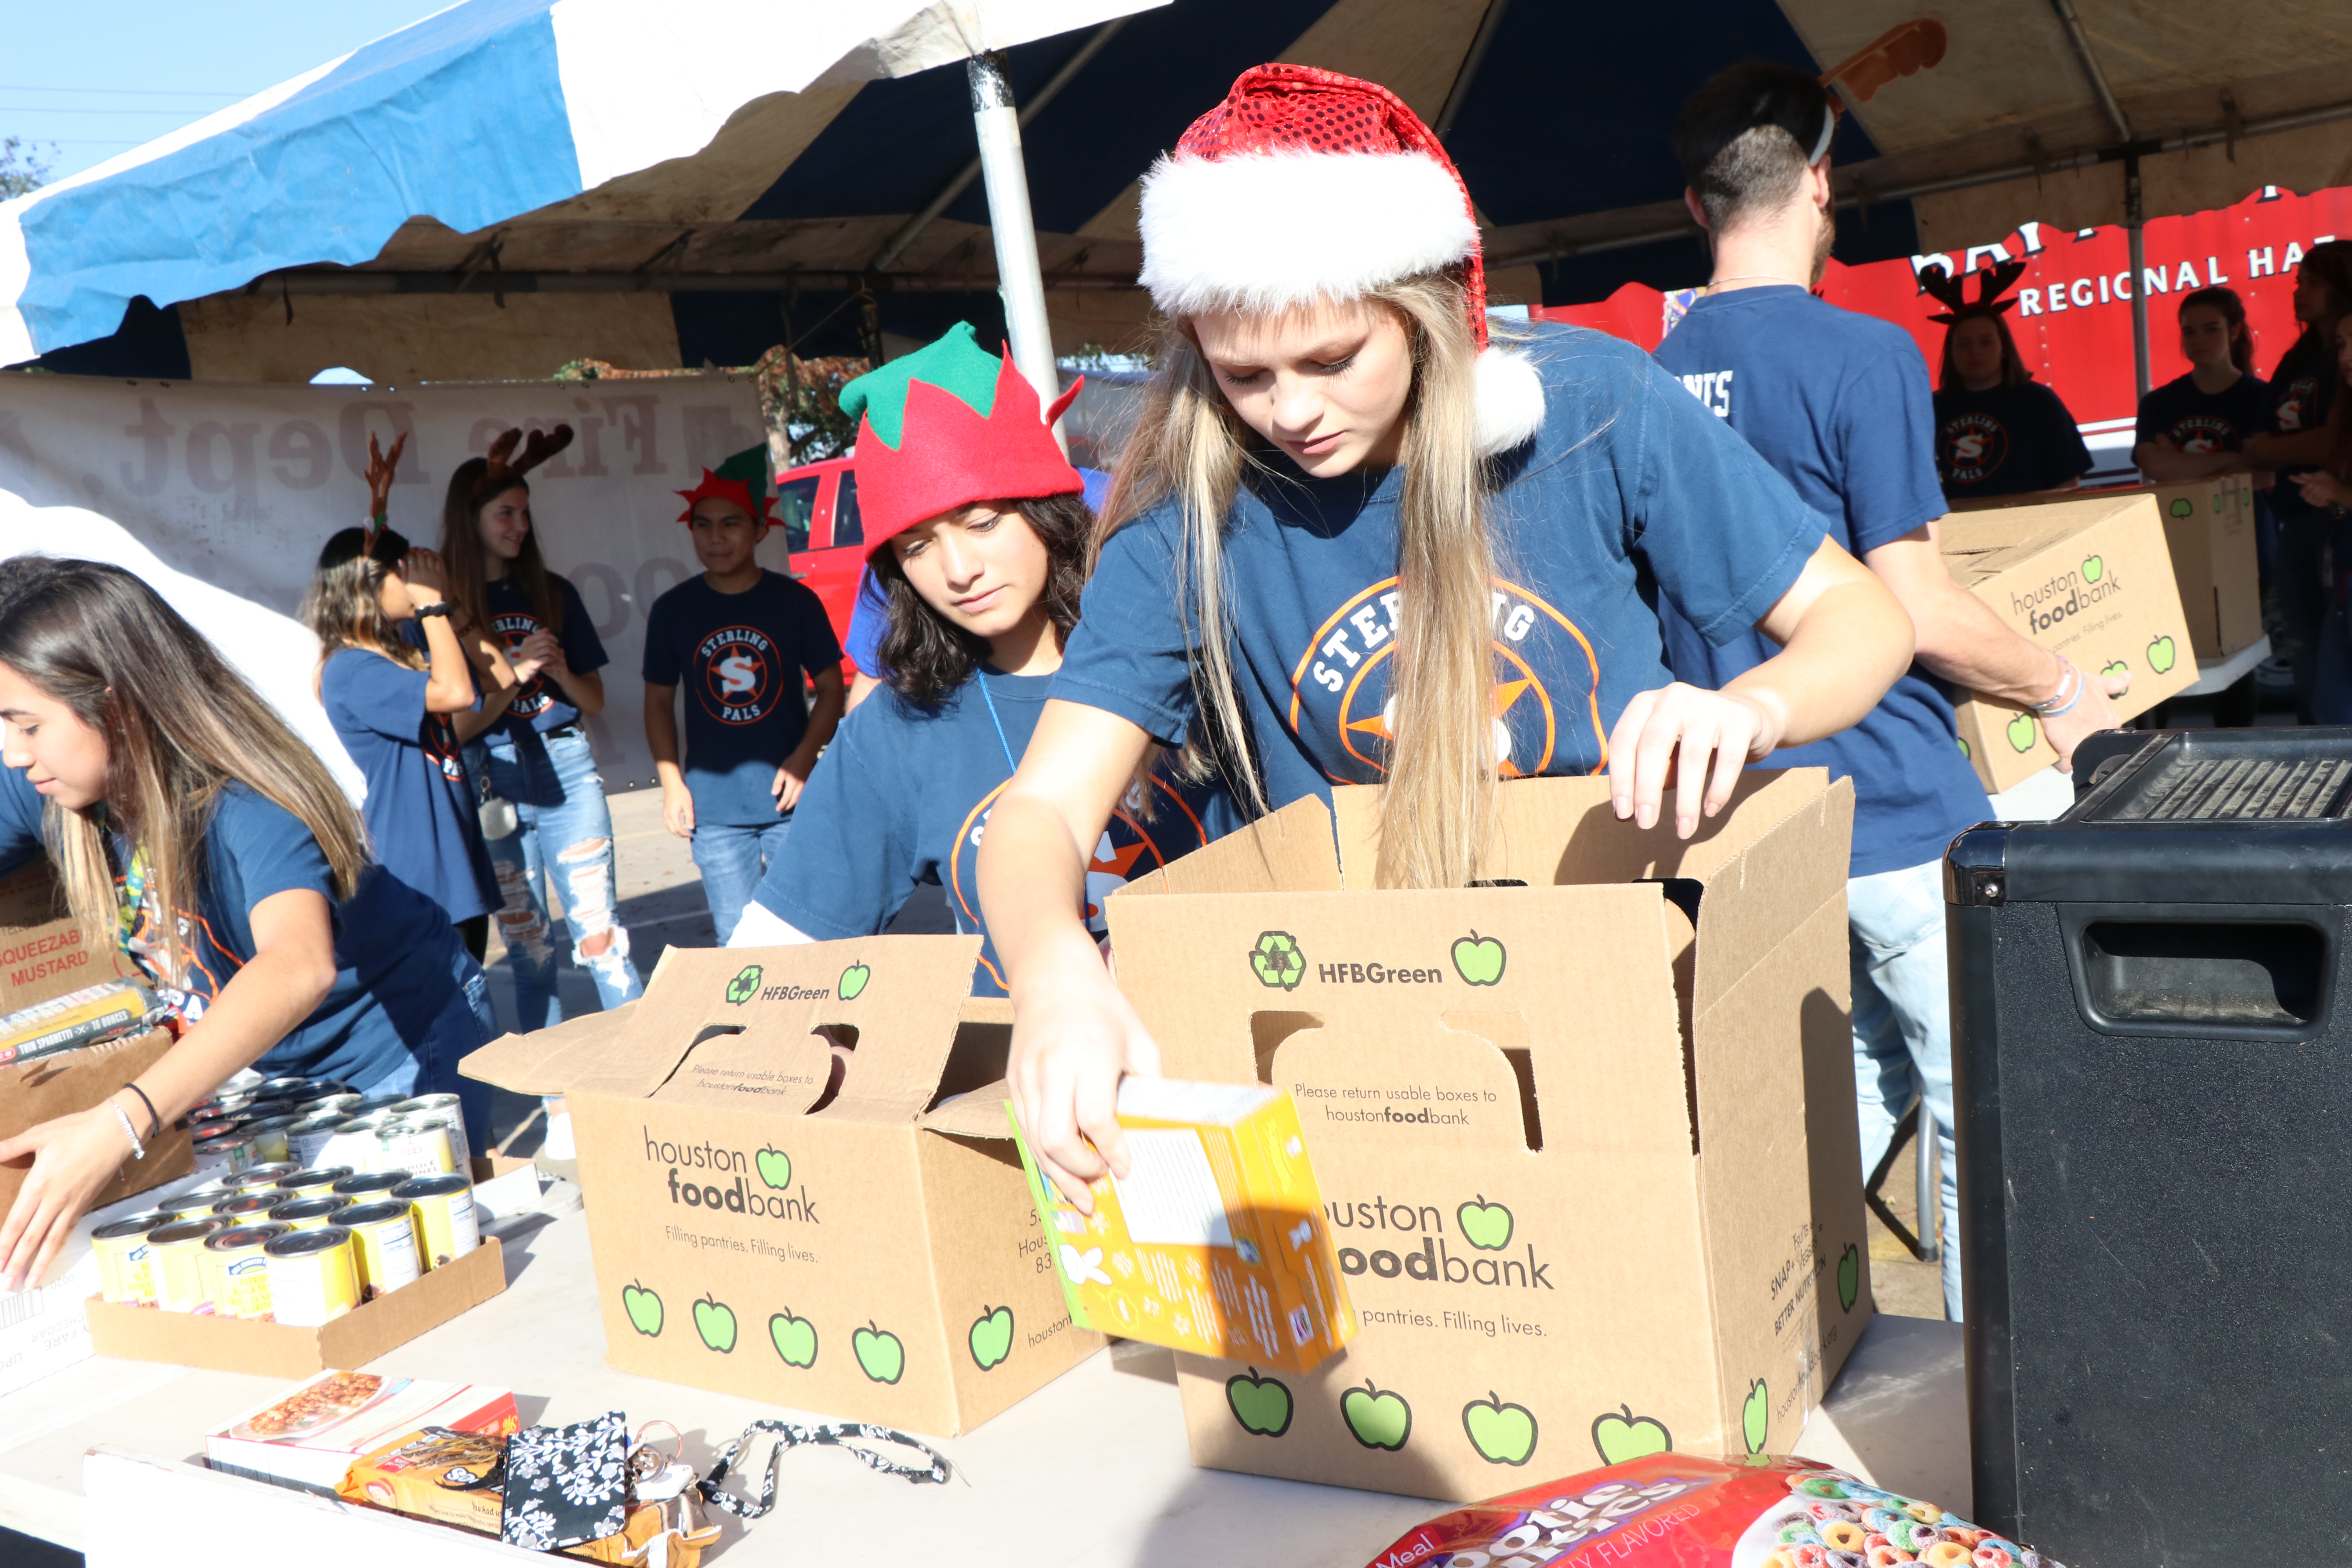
(1138, 150, 1478, 318)
(1473, 344, 1546, 456)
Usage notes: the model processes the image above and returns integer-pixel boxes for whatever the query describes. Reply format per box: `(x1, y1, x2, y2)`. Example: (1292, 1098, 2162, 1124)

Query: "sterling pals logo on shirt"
(695, 626, 780, 724)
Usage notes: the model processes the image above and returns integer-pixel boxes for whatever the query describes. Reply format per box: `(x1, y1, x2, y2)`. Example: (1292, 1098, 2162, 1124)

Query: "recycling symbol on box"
(1250, 931, 1305, 991)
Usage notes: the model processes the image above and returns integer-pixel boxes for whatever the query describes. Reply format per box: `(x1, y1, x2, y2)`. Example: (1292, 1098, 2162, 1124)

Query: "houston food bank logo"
(645, 1128, 817, 1223)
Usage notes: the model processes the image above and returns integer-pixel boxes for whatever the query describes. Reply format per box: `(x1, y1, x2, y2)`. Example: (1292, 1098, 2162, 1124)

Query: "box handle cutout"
(1249, 1012, 1323, 1084)
(688, 1024, 746, 1049)
(1441, 1012, 1542, 1152)
(805, 1024, 859, 1114)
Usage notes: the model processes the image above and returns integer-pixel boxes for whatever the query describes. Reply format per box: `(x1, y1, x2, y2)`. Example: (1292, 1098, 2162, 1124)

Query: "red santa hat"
(1137, 64, 1546, 456)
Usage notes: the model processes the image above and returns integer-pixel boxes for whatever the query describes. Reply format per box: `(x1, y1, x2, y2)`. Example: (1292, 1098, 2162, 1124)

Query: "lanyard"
(974, 672, 1020, 776)
(114, 843, 151, 962)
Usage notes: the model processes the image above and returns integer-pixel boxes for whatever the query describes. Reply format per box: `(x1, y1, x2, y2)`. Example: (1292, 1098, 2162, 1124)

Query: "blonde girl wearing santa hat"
(984, 66, 1917, 1203)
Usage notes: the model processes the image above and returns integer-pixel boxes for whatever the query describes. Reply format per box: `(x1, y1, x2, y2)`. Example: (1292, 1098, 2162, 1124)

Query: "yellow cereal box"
(1010, 1079, 1356, 1374)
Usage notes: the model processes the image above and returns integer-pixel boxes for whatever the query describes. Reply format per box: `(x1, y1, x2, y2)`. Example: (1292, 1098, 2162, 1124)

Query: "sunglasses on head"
(320, 524, 410, 573)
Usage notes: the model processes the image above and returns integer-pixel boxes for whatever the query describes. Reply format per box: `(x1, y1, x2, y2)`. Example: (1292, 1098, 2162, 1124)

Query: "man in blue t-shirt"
(644, 456, 846, 942)
(1657, 62, 2126, 1322)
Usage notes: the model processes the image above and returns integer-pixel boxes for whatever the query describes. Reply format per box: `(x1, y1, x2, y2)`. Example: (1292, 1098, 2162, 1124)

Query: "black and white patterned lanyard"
(697, 1420, 953, 1519)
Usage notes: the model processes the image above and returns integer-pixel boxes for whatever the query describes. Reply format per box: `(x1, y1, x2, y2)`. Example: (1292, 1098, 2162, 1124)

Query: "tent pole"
(968, 50, 1066, 451)
(2126, 152, 2150, 399)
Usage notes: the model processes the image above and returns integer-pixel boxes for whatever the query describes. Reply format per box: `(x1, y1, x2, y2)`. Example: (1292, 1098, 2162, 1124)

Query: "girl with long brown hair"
(438, 428, 642, 1029)
(0, 557, 494, 1292)
(724, 325, 1231, 996)
(979, 66, 1915, 1203)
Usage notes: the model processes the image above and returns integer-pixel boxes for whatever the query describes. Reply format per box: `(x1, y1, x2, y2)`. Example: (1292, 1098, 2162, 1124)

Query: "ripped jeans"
(474, 728, 644, 1030)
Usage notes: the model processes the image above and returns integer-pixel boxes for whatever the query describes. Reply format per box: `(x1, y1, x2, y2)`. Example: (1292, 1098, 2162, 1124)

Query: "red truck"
(773, 452, 867, 661)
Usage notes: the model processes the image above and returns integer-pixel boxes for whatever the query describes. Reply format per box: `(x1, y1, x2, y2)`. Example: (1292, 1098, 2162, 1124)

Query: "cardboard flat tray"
(84, 1238, 505, 1378)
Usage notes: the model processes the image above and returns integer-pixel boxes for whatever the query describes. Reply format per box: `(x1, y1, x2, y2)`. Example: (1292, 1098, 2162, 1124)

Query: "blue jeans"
(353, 953, 497, 1153)
(474, 728, 644, 1031)
(690, 817, 792, 944)
(1849, 858, 1964, 1321)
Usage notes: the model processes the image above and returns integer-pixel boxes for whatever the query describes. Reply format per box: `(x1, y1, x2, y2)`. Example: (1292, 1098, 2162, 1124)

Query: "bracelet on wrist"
(2032, 656, 2084, 718)
(414, 602, 454, 620)
(110, 1100, 146, 1161)
(121, 1082, 160, 1142)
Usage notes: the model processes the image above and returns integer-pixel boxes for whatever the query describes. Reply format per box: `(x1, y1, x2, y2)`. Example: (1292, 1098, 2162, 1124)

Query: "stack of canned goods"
(187, 1078, 407, 1177)
(88, 1159, 483, 1326)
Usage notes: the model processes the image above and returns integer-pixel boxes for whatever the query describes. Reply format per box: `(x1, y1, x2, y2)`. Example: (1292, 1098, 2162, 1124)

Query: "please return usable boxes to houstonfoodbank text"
(1103, 769, 1871, 1503)
(461, 938, 1100, 1436)
(1941, 490, 2198, 793)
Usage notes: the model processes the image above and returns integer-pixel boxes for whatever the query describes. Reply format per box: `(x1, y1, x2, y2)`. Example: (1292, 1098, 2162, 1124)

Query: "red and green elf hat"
(674, 445, 779, 524)
(838, 322, 1083, 557)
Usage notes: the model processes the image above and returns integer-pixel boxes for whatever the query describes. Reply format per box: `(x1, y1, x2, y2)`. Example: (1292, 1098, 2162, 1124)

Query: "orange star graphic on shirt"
(1342, 677, 1541, 773)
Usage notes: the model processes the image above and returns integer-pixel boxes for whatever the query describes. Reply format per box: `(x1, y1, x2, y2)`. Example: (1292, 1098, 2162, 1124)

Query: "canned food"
(392, 1175, 478, 1268)
(376, 1117, 455, 1180)
(284, 1114, 346, 1169)
(119, 1202, 204, 1227)
(234, 1098, 299, 1125)
(297, 1093, 362, 1119)
(256, 1077, 312, 1099)
(267, 1194, 353, 1231)
(319, 1114, 391, 1173)
(273, 1166, 356, 1197)
(337, 1201, 423, 1299)
(350, 1094, 407, 1115)
(226, 1163, 301, 1191)
(147, 1217, 229, 1311)
(240, 1115, 299, 1165)
(190, 1127, 256, 1177)
(169, 1180, 239, 1210)
(263, 1226, 359, 1327)
(90, 1216, 166, 1305)
(189, 1102, 237, 1127)
(201, 1224, 289, 1319)
(392, 1096, 470, 1169)
(330, 1170, 409, 1200)
(211, 1192, 281, 1219)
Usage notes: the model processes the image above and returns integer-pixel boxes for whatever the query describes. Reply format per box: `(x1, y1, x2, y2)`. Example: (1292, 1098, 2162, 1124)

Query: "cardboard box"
(0, 865, 190, 1213)
(1013, 1078, 1358, 1372)
(86, 1236, 506, 1377)
(1103, 770, 1869, 1501)
(1940, 492, 2198, 793)
(204, 1370, 518, 1494)
(460, 938, 1103, 1436)
(1955, 477, 2260, 660)
(0, 1183, 175, 1400)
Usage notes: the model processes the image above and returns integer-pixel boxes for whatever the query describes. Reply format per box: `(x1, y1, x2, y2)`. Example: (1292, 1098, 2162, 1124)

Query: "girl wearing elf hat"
(980, 65, 1918, 1202)
(725, 323, 1233, 997)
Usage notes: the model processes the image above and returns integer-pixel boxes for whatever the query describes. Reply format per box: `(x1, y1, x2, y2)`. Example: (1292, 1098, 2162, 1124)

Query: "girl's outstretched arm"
(0, 887, 338, 1292)
(981, 699, 1157, 1210)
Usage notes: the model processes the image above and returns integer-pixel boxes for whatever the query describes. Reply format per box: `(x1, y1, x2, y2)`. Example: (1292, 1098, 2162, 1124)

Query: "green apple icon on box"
(2081, 554, 2103, 583)
(755, 1146, 791, 1190)
(969, 1305, 1013, 1371)
(853, 1322, 904, 1384)
(1341, 1381, 1411, 1451)
(1463, 1392, 1537, 1465)
(1742, 1378, 1769, 1454)
(1452, 931, 1505, 985)
(768, 1308, 817, 1368)
(1837, 1243, 1860, 1313)
(2005, 710, 2038, 753)
(621, 1281, 662, 1338)
(2148, 634, 2176, 674)
(1250, 931, 1305, 991)
(693, 1293, 737, 1354)
(724, 964, 762, 1005)
(1590, 1404, 1672, 1465)
(838, 961, 871, 1001)
(1226, 1368, 1293, 1437)
(1457, 1196, 1513, 1251)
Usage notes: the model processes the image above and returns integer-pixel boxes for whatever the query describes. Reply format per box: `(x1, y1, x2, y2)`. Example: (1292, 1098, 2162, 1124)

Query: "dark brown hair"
(0, 557, 367, 984)
(2177, 285, 2254, 373)
(438, 460, 563, 639)
(1938, 310, 2031, 392)
(869, 492, 1094, 706)
(302, 528, 424, 689)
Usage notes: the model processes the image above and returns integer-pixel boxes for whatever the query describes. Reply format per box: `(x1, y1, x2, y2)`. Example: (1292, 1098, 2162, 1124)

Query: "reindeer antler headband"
(468, 424, 575, 505)
(1919, 259, 2028, 323)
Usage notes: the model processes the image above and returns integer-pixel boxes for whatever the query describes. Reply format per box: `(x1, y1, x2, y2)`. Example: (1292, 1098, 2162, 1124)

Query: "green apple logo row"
(1249, 929, 1509, 990)
(1226, 1374, 1779, 1463)
(2000, 644, 2164, 755)
(619, 1283, 1014, 1378)
(721, 960, 872, 1005)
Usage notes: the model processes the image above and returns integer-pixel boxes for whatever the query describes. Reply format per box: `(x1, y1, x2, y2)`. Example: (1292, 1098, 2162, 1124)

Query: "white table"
(2178, 634, 2271, 698)
(0, 1210, 1970, 1565)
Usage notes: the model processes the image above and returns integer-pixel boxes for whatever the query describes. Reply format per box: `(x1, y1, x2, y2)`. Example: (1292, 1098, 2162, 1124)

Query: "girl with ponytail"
(981, 65, 1916, 1204)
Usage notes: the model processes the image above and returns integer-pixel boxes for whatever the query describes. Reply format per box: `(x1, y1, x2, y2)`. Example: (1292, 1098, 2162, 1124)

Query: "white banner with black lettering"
(0, 372, 769, 795)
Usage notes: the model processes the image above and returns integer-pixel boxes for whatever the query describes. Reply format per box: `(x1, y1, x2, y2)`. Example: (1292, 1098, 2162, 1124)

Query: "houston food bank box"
(1104, 770, 1869, 1501)
(461, 937, 1099, 1434)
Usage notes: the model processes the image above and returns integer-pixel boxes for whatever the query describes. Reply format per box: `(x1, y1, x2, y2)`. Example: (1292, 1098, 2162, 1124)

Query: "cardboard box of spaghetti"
(1101, 769, 1867, 1502)
(0, 863, 189, 1216)
(1939, 492, 2198, 793)
(459, 937, 1103, 1436)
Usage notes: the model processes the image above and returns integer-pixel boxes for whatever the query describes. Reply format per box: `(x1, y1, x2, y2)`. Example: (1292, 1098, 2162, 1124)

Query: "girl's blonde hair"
(0, 557, 367, 987)
(1101, 271, 1498, 889)
(302, 528, 425, 690)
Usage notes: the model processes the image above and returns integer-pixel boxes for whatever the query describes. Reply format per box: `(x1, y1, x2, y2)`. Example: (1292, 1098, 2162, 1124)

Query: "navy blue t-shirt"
(320, 648, 498, 923)
(1055, 324, 1826, 808)
(483, 574, 606, 736)
(2134, 370, 2271, 456)
(0, 769, 470, 1089)
(1933, 381, 2092, 499)
(642, 571, 844, 827)
(2267, 335, 2338, 524)
(749, 670, 1236, 996)
(1653, 287, 1990, 877)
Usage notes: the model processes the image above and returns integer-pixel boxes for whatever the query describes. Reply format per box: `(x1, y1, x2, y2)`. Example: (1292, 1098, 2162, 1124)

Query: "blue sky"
(6, 2, 455, 181)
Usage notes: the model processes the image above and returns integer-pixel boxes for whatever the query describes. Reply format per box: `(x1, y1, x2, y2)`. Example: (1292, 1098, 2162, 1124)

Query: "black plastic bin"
(1947, 727, 2352, 1564)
